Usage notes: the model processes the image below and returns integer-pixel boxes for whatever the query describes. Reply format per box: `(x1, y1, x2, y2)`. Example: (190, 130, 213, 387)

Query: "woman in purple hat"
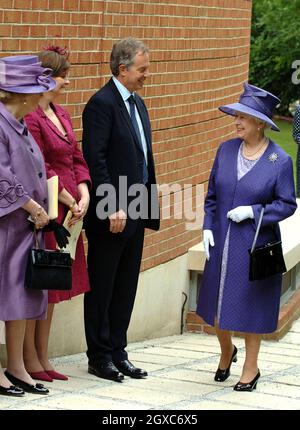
(0, 54, 57, 396)
(24, 46, 91, 383)
(196, 83, 297, 391)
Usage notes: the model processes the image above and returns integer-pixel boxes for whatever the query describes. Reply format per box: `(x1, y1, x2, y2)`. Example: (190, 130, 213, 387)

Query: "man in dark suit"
(82, 38, 160, 382)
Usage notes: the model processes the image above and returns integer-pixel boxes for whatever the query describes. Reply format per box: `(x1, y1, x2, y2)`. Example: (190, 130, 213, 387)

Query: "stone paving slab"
(264, 341, 300, 351)
(174, 336, 245, 348)
(12, 405, 52, 410)
(34, 393, 150, 410)
(183, 400, 256, 410)
(279, 331, 300, 343)
(2, 324, 300, 411)
(127, 351, 195, 365)
(188, 357, 294, 376)
(257, 381, 300, 398)
(257, 351, 300, 365)
(91, 384, 186, 407)
(125, 375, 224, 397)
(215, 390, 300, 410)
(271, 373, 300, 386)
(161, 368, 239, 388)
(133, 346, 212, 359)
(260, 346, 300, 357)
(162, 342, 220, 354)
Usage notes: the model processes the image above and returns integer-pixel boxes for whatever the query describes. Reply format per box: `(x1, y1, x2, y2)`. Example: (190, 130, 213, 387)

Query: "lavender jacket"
(197, 138, 297, 334)
(0, 102, 47, 321)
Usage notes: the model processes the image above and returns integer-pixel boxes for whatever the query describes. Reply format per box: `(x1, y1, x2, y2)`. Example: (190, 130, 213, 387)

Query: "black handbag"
(25, 230, 72, 291)
(248, 207, 286, 281)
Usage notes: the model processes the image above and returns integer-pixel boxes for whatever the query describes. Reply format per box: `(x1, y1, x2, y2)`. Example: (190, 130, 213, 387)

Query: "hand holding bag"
(248, 207, 286, 281)
(25, 229, 72, 290)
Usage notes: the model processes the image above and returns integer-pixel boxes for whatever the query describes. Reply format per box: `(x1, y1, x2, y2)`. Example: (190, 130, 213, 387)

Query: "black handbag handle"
(33, 227, 40, 249)
(250, 207, 264, 254)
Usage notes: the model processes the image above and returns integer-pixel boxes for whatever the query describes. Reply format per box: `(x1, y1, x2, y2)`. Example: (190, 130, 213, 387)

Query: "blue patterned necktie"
(128, 95, 148, 184)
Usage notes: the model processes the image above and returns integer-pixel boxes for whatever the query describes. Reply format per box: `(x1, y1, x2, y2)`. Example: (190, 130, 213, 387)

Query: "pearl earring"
(23, 101, 27, 105)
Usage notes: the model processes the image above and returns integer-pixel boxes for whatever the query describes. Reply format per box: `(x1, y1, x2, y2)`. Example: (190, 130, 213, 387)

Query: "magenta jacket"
(25, 104, 91, 198)
(25, 103, 91, 303)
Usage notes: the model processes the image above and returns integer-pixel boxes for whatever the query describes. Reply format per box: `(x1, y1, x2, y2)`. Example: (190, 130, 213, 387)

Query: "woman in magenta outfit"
(24, 47, 91, 382)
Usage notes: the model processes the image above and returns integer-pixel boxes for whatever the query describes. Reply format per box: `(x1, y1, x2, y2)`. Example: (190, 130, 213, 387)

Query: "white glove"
(227, 206, 254, 223)
(203, 229, 215, 261)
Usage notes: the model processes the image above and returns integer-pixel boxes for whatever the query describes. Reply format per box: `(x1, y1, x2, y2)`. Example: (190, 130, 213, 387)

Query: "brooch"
(268, 153, 278, 163)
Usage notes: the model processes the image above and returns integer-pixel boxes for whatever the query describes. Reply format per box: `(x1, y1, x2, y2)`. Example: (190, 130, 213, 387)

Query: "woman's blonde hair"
(254, 117, 267, 127)
(253, 117, 270, 135)
(236, 111, 269, 133)
(0, 90, 22, 103)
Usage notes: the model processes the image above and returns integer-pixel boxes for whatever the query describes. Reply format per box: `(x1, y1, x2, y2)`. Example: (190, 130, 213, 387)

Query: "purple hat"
(219, 83, 281, 132)
(0, 55, 56, 94)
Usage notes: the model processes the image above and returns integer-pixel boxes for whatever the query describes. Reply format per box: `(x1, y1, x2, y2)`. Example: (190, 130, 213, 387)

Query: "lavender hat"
(0, 55, 56, 94)
(219, 83, 281, 132)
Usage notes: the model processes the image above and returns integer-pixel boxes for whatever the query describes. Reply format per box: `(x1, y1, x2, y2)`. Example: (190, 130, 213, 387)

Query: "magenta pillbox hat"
(0, 55, 56, 94)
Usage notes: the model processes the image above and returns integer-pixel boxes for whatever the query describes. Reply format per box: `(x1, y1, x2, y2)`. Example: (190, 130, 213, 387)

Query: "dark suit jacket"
(82, 78, 160, 237)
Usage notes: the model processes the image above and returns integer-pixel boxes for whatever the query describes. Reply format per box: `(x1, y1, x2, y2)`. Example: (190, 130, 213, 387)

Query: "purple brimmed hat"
(219, 83, 281, 132)
(0, 55, 56, 94)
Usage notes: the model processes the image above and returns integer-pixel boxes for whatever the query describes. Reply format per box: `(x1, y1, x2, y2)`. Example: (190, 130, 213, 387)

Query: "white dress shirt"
(112, 76, 148, 165)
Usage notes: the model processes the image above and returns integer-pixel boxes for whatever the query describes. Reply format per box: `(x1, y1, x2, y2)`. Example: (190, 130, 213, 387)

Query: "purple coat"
(0, 102, 48, 321)
(196, 138, 297, 334)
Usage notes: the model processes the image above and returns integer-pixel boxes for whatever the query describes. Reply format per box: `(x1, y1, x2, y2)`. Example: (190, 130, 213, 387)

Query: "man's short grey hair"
(110, 37, 149, 76)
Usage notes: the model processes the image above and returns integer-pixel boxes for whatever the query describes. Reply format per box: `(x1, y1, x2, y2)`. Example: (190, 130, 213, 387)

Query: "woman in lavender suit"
(0, 55, 56, 396)
(197, 84, 297, 391)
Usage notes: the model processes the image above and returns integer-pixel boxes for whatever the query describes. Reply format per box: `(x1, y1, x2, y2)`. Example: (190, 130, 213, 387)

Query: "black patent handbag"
(25, 229, 72, 290)
(248, 207, 286, 281)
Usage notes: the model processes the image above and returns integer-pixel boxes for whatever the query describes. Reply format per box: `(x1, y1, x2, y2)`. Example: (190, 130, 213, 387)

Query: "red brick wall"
(0, 0, 252, 271)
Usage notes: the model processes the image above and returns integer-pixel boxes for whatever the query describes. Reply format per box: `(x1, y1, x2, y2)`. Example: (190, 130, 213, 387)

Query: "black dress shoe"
(88, 361, 124, 382)
(0, 384, 25, 397)
(234, 370, 260, 392)
(114, 360, 148, 379)
(214, 345, 238, 382)
(4, 371, 49, 394)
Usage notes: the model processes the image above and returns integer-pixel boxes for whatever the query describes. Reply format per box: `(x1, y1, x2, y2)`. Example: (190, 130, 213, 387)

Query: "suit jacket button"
(38, 172, 43, 178)
(30, 148, 34, 152)
(43, 198, 47, 204)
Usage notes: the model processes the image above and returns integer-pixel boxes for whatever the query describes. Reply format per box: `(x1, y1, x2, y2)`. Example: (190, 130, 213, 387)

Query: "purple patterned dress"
(0, 102, 48, 321)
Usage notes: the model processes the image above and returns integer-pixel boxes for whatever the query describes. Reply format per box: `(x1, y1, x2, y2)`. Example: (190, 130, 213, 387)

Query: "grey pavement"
(2, 319, 300, 411)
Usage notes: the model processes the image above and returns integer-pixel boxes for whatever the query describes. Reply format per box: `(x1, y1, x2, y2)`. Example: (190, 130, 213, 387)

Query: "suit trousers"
(84, 220, 145, 364)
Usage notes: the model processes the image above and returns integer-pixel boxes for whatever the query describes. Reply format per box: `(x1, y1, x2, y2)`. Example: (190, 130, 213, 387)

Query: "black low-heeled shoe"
(4, 371, 49, 395)
(233, 370, 260, 392)
(0, 384, 25, 397)
(214, 345, 238, 382)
